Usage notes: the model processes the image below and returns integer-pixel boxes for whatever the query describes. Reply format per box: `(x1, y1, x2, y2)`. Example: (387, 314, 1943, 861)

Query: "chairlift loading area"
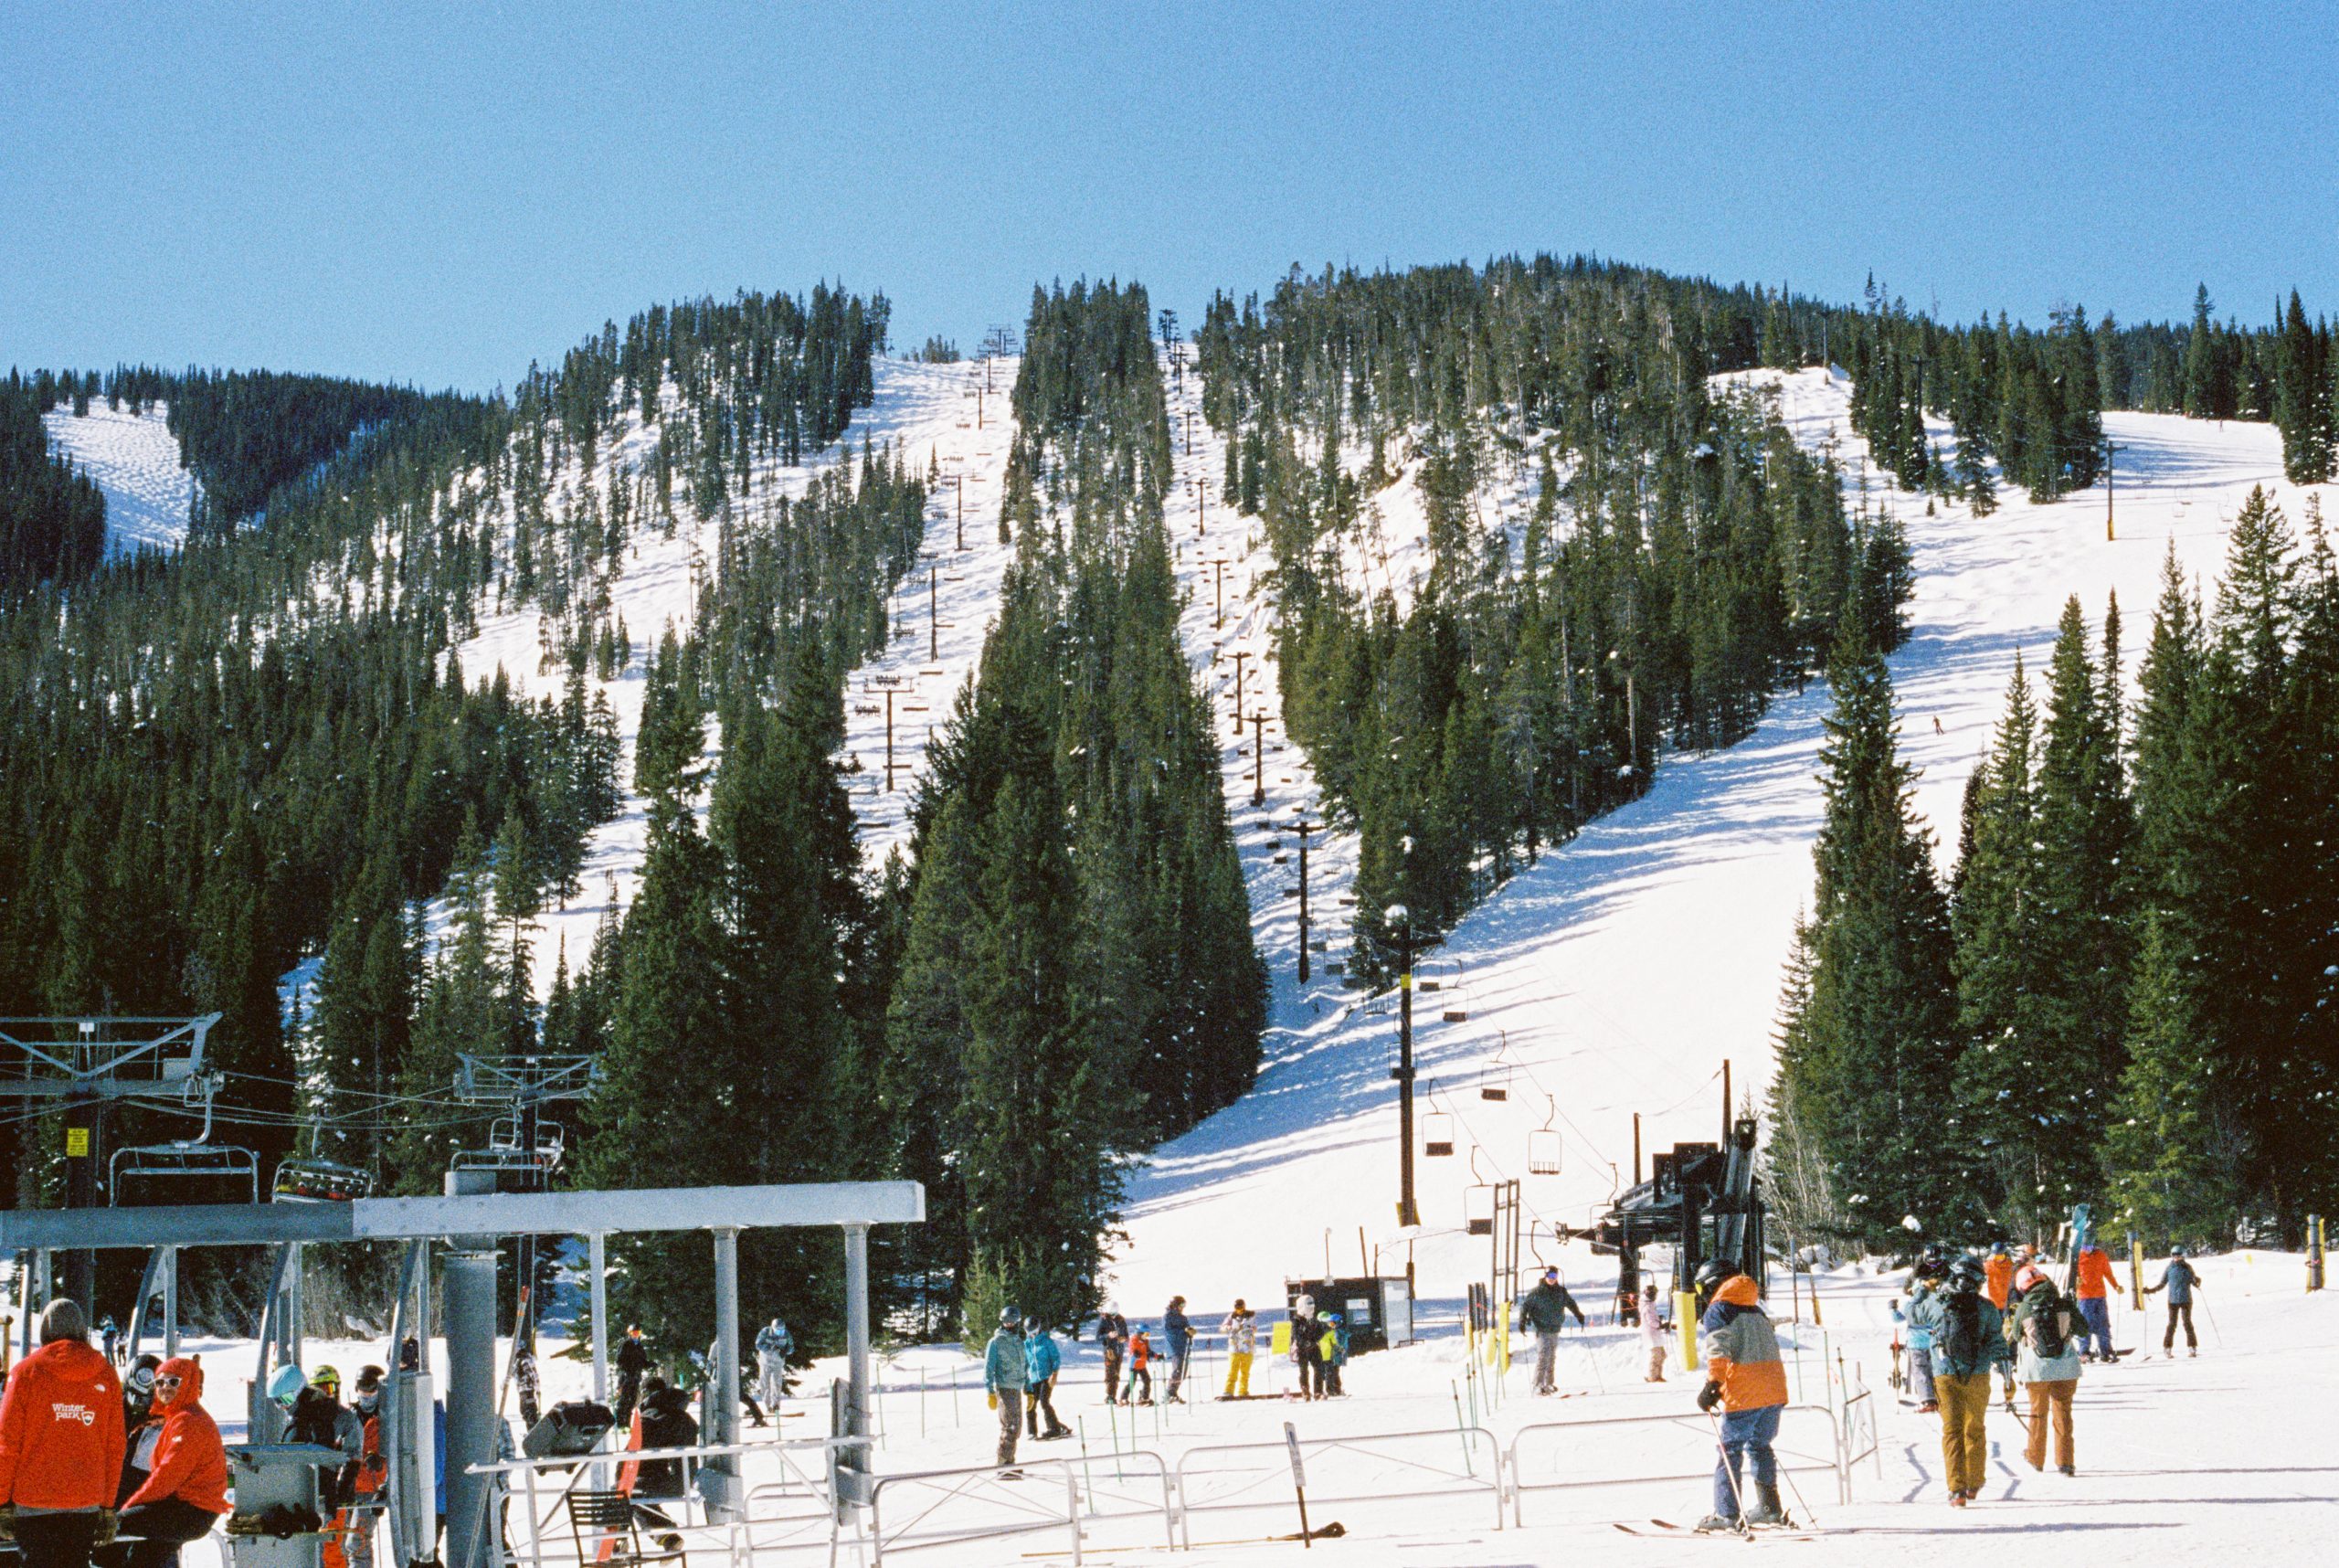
(3, 1165, 921, 1568)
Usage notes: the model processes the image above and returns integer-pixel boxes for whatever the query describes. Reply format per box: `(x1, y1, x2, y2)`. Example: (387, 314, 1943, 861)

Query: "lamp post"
(1387, 905, 1420, 1228)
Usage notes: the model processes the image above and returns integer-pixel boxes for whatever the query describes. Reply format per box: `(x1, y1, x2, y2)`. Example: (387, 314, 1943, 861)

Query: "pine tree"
(2103, 912, 2239, 1245)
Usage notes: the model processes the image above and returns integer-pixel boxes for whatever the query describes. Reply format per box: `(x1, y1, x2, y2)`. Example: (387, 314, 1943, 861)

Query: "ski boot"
(1745, 1484, 1788, 1527)
(1694, 1514, 1743, 1534)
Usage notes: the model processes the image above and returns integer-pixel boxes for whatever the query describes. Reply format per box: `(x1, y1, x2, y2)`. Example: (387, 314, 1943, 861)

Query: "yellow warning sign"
(66, 1128, 90, 1157)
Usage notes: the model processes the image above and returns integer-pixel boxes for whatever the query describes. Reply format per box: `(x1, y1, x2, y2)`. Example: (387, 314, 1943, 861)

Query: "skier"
(0, 1299, 126, 1568)
(2008, 1262, 2082, 1475)
(289, 1367, 365, 1568)
(2072, 1242, 2120, 1362)
(1122, 1327, 1154, 1404)
(1021, 1322, 1068, 1440)
(1287, 1297, 1324, 1401)
(1518, 1267, 1587, 1395)
(614, 1326, 650, 1428)
(1318, 1313, 1349, 1396)
(1162, 1298, 1192, 1404)
(1909, 1254, 2010, 1507)
(1095, 1307, 1128, 1407)
(1896, 1287, 1939, 1412)
(345, 1367, 389, 1568)
(1692, 1259, 1790, 1533)
(983, 1308, 1028, 1471)
(1638, 1281, 1671, 1383)
(755, 1318, 794, 1409)
(2144, 1246, 2203, 1356)
(632, 1380, 697, 1518)
(1220, 1300, 1256, 1400)
(99, 1318, 121, 1369)
(112, 1356, 228, 1568)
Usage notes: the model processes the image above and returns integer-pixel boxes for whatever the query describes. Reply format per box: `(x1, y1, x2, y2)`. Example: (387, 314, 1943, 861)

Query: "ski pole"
(1705, 1405, 1752, 1532)
(2200, 1296, 2225, 1348)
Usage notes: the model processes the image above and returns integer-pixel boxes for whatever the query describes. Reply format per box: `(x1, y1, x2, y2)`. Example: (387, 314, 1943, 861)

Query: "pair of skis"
(1614, 1518, 1820, 1542)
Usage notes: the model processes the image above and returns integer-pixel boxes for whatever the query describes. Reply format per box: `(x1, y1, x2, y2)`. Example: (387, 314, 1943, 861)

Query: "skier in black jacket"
(1519, 1270, 1586, 1395)
(614, 1326, 651, 1427)
(1095, 1309, 1128, 1406)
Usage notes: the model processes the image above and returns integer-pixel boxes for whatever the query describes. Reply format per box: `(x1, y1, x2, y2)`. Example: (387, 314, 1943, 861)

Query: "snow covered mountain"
(41, 400, 197, 555)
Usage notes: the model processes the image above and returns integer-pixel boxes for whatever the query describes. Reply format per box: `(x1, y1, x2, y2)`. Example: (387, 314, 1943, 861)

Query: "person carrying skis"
(1519, 1268, 1586, 1396)
(2073, 1243, 2120, 1362)
(983, 1308, 1028, 1470)
(1220, 1301, 1257, 1399)
(1021, 1323, 1068, 1440)
(1161, 1298, 1192, 1404)
(1095, 1307, 1128, 1407)
(1639, 1282, 1671, 1383)
(1122, 1327, 1153, 1405)
(0, 1299, 126, 1568)
(1692, 1258, 1790, 1533)
(614, 1326, 650, 1428)
(2007, 1263, 2083, 1475)
(1909, 1255, 2010, 1507)
(2145, 1247, 2203, 1355)
(755, 1318, 794, 1409)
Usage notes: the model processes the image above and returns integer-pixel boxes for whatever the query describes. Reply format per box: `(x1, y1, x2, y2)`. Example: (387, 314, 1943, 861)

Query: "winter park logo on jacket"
(49, 1402, 99, 1426)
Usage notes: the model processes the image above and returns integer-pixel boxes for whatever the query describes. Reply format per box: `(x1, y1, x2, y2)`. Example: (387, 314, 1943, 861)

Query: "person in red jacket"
(112, 1357, 227, 1568)
(2073, 1245, 2121, 1363)
(0, 1299, 127, 1568)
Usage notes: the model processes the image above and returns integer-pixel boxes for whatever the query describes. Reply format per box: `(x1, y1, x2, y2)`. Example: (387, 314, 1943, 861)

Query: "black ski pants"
(16, 1511, 102, 1568)
(2163, 1300, 2196, 1349)
(1025, 1375, 1064, 1436)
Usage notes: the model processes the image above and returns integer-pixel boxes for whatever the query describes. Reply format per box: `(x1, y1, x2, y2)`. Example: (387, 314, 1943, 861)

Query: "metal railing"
(1171, 1425, 1504, 1542)
(865, 1458, 1084, 1564)
(1502, 1404, 1845, 1526)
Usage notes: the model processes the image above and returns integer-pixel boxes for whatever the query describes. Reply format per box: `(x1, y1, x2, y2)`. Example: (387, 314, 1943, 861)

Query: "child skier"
(1122, 1327, 1153, 1404)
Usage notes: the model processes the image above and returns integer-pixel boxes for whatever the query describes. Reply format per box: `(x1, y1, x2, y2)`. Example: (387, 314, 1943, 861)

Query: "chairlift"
(271, 1156, 374, 1203)
(486, 1118, 567, 1170)
(1424, 1109, 1456, 1159)
(1465, 1148, 1495, 1236)
(1479, 1032, 1513, 1102)
(110, 1074, 259, 1204)
(1528, 1094, 1563, 1178)
(1442, 966, 1470, 1023)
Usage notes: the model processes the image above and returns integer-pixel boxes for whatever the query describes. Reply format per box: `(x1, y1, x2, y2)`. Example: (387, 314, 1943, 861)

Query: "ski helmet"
(999, 1306, 1021, 1327)
(310, 1364, 341, 1393)
(267, 1364, 308, 1408)
(1945, 1255, 1985, 1292)
(2169, 1245, 2187, 1258)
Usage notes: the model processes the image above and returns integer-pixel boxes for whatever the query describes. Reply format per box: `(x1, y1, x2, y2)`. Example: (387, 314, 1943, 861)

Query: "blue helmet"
(267, 1364, 308, 1407)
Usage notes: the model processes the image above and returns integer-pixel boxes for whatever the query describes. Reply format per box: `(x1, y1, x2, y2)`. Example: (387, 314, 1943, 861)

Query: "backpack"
(2026, 1291, 2082, 1360)
(1941, 1292, 1985, 1368)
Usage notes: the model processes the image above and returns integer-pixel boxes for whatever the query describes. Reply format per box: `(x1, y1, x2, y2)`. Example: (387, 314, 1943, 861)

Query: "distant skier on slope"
(1519, 1268, 1587, 1395)
(1693, 1258, 1790, 1533)
(1162, 1297, 1193, 1404)
(1909, 1255, 2010, 1508)
(2144, 1247, 2203, 1356)
(1095, 1306, 1128, 1407)
(755, 1318, 794, 1408)
(983, 1307, 1028, 1471)
(1639, 1282, 1671, 1383)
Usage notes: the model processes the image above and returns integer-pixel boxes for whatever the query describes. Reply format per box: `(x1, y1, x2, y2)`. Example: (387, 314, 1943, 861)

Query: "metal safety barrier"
(865, 1458, 1084, 1564)
(1172, 1425, 1505, 1542)
(1503, 1404, 1846, 1527)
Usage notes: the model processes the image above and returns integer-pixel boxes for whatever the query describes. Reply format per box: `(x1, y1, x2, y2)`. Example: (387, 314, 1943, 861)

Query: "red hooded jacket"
(122, 1357, 228, 1515)
(0, 1338, 126, 1510)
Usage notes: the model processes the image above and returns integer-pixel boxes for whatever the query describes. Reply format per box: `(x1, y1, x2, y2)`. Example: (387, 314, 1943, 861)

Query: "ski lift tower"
(453, 1054, 594, 1347)
(0, 1015, 220, 1308)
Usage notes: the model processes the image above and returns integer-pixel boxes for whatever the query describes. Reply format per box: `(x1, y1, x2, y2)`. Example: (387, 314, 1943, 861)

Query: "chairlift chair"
(1424, 1109, 1456, 1159)
(1442, 966, 1470, 1024)
(1465, 1148, 1495, 1236)
(1478, 1032, 1513, 1102)
(110, 1074, 260, 1204)
(1528, 1095, 1563, 1178)
(271, 1134, 376, 1202)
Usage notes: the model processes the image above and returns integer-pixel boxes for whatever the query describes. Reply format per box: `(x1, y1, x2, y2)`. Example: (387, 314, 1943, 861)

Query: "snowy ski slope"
(1112, 366, 2314, 1315)
(445, 356, 1015, 996)
(41, 400, 197, 556)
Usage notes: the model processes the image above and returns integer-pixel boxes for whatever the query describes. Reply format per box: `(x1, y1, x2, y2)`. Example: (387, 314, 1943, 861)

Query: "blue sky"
(5, 2, 2334, 392)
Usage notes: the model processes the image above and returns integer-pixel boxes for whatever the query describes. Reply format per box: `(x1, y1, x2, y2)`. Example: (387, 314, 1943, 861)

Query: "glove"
(987, 1393, 999, 1411)
(0, 1503, 16, 1542)
(1697, 1380, 1723, 1414)
(95, 1510, 119, 1548)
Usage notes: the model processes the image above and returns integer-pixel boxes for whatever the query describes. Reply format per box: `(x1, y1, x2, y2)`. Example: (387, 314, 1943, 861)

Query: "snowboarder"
(755, 1318, 794, 1409)
(2073, 1242, 2120, 1362)
(1021, 1323, 1068, 1440)
(983, 1308, 1028, 1470)
(2145, 1246, 2203, 1355)
(1518, 1267, 1586, 1395)
(1638, 1282, 1671, 1382)
(1162, 1298, 1192, 1404)
(1220, 1300, 1256, 1399)
(0, 1299, 126, 1568)
(1692, 1258, 1789, 1533)
(1122, 1327, 1154, 1404)
(614, 1326, 650, 1428)
(1095, 1307, 1128, 1406)
(2008, 1263, 2083, 1475)
(1288, 1297, 1325, 1401)
(1909, 1254, 2010, 1506)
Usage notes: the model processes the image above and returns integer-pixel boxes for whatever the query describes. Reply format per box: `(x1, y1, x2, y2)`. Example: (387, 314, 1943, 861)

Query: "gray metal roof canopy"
(5, 1181, 923, 1568)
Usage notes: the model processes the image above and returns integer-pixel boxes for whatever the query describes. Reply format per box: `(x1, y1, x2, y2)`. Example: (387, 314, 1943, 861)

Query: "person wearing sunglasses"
(111, 1359, 227, 1568)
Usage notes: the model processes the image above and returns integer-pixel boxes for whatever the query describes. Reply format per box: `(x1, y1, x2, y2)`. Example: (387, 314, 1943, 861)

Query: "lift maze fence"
(474, 1375, 1882, 1564)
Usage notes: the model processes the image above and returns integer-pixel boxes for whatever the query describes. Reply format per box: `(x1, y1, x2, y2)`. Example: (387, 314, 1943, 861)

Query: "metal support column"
(708, 1228, 742, 1517)
(441, 1246, 498, 1568)
(587, 1233, 608, 1404)
(161, 1245, 178, 1357)
(841, 1224, 873, 1508)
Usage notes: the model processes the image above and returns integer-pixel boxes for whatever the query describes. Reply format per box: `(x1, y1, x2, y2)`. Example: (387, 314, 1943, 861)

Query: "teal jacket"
(984, 1329, 1028, 1393)
(1909, 1289, 2011, 1378)
(1023, 1330, 1061, 1385)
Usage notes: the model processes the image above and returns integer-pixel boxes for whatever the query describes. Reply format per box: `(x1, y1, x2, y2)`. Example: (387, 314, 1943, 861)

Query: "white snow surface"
(1111, 366, 2319, 1320)
(41, 400, 197, 556)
